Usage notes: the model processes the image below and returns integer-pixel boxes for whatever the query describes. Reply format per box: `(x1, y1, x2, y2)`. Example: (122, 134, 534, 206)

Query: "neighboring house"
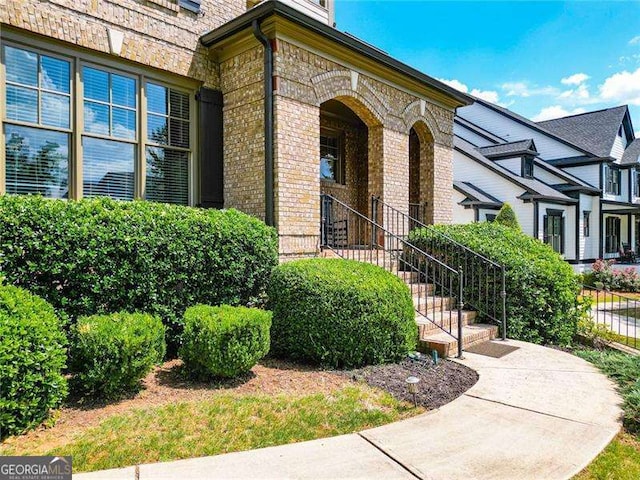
(453, 99, 638, 265)
(0, 0, 472, 258)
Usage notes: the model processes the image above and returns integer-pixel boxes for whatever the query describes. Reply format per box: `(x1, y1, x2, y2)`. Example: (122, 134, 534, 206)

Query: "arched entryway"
(409, 121, 435, 224)
(319, 96, 385, 246)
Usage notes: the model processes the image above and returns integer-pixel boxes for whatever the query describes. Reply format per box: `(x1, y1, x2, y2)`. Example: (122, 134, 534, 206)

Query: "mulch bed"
(339, 353, 478, 409)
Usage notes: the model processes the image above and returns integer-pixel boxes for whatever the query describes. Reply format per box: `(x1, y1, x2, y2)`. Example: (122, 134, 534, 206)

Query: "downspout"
(252, 19, 275, 227)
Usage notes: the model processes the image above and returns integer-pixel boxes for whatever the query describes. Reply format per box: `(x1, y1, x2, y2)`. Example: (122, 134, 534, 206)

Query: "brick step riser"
(419, 326, 499, 358)
(417, 314, 476, 336)
(413, 296, 454, 311)
(408, 283, 435, 295)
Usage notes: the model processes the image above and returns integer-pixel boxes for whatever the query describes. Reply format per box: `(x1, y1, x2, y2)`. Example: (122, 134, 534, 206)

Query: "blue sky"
(335, 1, 640, 135)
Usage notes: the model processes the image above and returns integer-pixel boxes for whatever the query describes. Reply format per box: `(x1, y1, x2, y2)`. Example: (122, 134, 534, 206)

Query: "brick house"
(1, 0, 470, 258)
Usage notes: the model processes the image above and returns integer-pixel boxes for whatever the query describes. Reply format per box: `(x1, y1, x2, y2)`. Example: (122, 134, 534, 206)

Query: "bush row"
(0, 195, 278, 351)
(409, 222, 582, 345)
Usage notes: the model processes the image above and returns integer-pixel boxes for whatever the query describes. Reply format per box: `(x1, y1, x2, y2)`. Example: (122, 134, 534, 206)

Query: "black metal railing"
(581, 285, 639, 350)
(371, 196, 507, 340)
(321, 194, 465, 358)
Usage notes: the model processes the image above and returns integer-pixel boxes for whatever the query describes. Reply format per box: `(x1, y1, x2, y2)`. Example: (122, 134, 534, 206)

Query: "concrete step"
(418, 323, 499, 358)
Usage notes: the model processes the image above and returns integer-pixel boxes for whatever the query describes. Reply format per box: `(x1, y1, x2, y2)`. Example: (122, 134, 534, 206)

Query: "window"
(605, 164, 621, 195)
(522, 156, 534, 179)
(634, 169, 640, 198)
(82, 66, 137, 200)
(2, 43, 193, 204)
(583, 211, 591, 237)
(543, 210, 564, 254)
(320, 131, 343, 184)
(145, 84, 190, 205)
(3, 45, 70, 197)
(485, 214, 497, 222)
(605, 216, 621, 254)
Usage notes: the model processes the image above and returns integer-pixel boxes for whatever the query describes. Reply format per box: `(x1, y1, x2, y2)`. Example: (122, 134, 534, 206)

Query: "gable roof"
(469, 97, 599, 158)
(453, 181, 503, 207)
(477, 139, 538, 159)
(454, 136, 577, 204)
(537, 106, 629, 158)
(622, 138, 640, 166)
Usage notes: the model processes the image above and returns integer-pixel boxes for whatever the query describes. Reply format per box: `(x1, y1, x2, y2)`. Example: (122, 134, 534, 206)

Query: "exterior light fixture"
(405, 375, 420, 407)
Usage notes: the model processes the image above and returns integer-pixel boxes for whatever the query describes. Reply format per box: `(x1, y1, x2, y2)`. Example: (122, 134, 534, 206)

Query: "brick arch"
(402, 100, 444, 145)
(311, 70, 387, 127)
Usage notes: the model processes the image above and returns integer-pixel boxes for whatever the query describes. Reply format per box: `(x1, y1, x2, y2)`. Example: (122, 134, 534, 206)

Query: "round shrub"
(267, 259, 417, 368)
(180, 305, 271, 378)
(495, 202, 521, 230)
(409, 222, 581, 345)
(69, 312, 166, 398)
(0, 196, 278, 352)
(0, 284, 67, 438)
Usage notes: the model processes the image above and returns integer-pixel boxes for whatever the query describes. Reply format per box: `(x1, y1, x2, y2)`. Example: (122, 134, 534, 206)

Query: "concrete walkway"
(76, 340, 622, 480)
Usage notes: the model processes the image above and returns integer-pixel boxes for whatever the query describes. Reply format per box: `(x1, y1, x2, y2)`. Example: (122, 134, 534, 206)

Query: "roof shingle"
(537, 106, 628, 158)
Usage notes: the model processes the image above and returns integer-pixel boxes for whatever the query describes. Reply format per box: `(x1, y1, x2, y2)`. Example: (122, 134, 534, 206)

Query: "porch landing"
(75, 340, 622, 480)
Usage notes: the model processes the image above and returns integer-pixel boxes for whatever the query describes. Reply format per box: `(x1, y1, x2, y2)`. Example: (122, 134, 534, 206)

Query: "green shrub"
(588, 259, 640, 292)
(576, 349, 640, 433)
(267, 259, 417, 368)
(180, 305, 271, 378)
(495, 203, 521, 230)
(69, 312, 166, 398)
(0, 284, 67, 437)
(409, 222, 581, 345)
(0, 195, 278, 351)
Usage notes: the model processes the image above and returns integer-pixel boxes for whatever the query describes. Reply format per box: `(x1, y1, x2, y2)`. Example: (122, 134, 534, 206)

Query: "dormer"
(476, 139, 539, 179)
(247, 0, 335, 25)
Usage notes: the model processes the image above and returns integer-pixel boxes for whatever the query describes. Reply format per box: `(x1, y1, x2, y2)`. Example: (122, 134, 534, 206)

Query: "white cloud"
(501, 81, 559, 98)
(558, 84, 591, 102)
(561, 73, 590, 86)
(469, 89, 500, 103)
(438, 78, 500, 104)
(439, 78, 469, 93)
(532, 106, 587, 122)
(599, 67, 640, 106)
(629, 35, 640, 46)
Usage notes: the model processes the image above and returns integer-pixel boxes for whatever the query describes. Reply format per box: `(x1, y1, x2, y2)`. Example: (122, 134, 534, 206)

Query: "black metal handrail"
(321, 194, 465, 358)
(580, 285, 639, 350)
(371, 196, 507, 340)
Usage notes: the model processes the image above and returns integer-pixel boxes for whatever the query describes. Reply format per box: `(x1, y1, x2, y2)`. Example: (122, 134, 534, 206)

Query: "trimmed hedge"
(0, 195, 278, 350)
(409, 222, 581, 345)
(267, 259, 417, 368)
(69, 312, 166, 398)
(180, 305, 271, 378)
(0, 284, 67, 438)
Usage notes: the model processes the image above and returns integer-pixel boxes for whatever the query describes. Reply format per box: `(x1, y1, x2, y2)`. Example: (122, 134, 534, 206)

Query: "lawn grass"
(574, 348, 640, 479)
(1, 385, 418, 473)
(575, 431, 640, 480)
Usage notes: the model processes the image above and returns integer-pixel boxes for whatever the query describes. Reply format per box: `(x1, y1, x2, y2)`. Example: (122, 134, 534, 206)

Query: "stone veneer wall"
(1, 0, 246, 87)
